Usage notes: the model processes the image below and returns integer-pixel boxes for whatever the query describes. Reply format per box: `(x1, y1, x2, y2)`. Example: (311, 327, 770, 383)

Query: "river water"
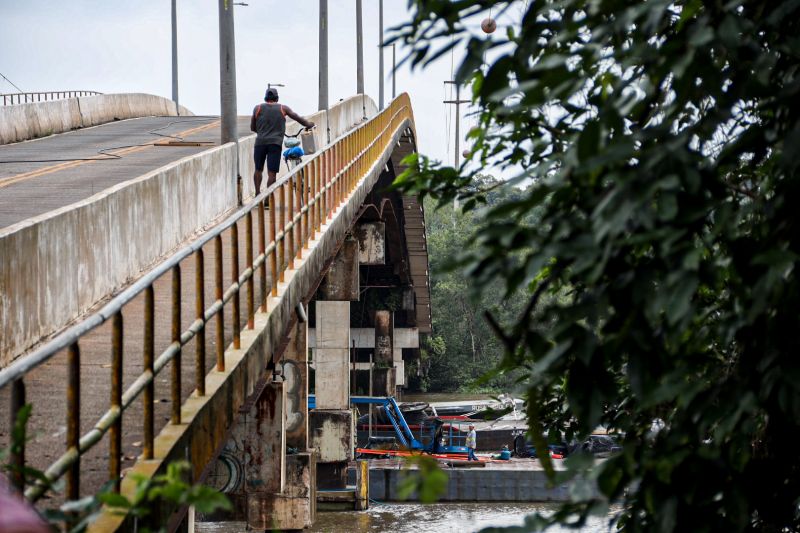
(197, 502, 614, 533)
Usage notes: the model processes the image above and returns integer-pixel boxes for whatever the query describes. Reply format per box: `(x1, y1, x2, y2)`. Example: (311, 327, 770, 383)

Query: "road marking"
(0, 119, 221, 190)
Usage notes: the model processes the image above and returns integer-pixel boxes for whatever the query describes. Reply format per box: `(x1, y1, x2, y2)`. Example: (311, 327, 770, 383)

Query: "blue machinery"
(350, 396, 424, 450)
(308, 395, 469, 455)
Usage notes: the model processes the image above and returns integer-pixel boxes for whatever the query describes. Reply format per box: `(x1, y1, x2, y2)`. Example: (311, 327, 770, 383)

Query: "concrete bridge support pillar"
(242, 371, 318, 531)
(243, 380, 286, 528)
(207, 317, 317, 530)
(250, 314, 317, 530)
(282, 316, 310, 451)
(311, 239, 358, 489)
(311, 301, 354, 489)
(372, 310, 397, 397)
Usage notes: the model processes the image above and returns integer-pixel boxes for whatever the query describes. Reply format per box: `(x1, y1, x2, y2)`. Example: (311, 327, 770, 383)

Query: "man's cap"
(469, 424, 475, 428)
(265, 87, 279, 100)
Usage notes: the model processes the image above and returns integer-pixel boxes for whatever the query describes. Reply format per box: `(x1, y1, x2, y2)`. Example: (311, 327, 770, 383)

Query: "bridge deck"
(0, 96, 420, 525)
(1, 117, 286, 504)
(0, 116, 252, 229)
(0, 211, 279, 507)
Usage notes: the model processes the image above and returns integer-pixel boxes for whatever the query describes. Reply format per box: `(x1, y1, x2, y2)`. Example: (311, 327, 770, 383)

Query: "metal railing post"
(110, 312, 123, 492)
(67, 343, 80, 500)
(304, 166, 311, 249)
(315, 159, 323, 232)
(144, 287, 155, 459)
(325, 152, 331, 220)
(258, 200, 268, 312)
(269, 192, 278, 296)
(215, 236, 226, 371)
(171, 265, 182, 424)
(10, 379, 26, 491)
(196, 250, 207, 394)
(296, 171, 304, 258)
(279, 185, 286, 283)
(231, 223, 241, 350)
(288, 177, 295, 270)
(246, 211, 254, 329)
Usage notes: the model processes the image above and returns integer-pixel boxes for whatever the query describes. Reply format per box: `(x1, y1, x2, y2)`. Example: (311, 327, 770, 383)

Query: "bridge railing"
(0, 93, 414, 504)
(1, 91, 102, 105)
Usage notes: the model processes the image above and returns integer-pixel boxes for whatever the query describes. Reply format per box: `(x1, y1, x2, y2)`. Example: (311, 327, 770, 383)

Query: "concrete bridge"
(0, 91, 430, 531)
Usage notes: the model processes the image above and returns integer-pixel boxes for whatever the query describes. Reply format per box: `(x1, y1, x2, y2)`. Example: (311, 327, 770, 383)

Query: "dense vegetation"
(393, 0, 800, 531)
(409, 176, 530, 393)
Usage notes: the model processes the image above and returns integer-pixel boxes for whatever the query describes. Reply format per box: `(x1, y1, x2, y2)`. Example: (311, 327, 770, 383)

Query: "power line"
(0, 71, 24, 93)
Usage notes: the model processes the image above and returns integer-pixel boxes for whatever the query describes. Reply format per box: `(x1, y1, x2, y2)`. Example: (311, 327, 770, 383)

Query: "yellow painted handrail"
(0, 93, 416, 505)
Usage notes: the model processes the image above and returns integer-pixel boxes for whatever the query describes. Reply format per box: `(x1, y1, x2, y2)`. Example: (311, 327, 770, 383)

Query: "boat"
(355, 395, 528, 452)
(355, 401, 432, 427)
(426, 393, 524, 418)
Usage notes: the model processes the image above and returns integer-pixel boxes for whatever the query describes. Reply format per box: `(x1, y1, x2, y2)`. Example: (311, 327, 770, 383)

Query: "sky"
(0, 0, 511, 171)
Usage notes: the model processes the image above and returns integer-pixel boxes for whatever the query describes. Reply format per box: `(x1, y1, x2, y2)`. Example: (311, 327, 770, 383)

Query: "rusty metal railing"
(0, 93, 414, 503)
(1, 91, 102, 105)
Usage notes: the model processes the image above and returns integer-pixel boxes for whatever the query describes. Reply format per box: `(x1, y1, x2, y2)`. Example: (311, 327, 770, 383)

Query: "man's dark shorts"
(254, 144, 281, 172)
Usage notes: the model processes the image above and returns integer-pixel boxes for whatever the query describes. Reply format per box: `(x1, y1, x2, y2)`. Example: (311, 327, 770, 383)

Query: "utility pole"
(218, 0, 238, 146)
(356, 0, 364, 94)
(445, 81, 469, 213)
(319, 0, 329, 111)
(391, 43, 396, 100)
(171, 0, 178, 110)
(378, 0, 384, 109)
(443, 81, 469, 168)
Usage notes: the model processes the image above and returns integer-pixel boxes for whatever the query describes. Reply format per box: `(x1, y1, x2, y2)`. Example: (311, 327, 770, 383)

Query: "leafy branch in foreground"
(397, 455, 449, 504)
(1, 406, 230, 532)
(392, 0, 800, 531)
(98, 461, 231, 533)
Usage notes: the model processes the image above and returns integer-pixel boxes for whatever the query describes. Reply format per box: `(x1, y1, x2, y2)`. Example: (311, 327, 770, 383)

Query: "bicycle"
(282, 126, 315, 209)
(282, 126, 315, 172)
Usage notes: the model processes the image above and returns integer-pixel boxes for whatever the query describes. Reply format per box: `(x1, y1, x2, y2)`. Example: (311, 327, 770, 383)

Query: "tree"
(420, 175, 531, 393)
(392, 1, 800, 531)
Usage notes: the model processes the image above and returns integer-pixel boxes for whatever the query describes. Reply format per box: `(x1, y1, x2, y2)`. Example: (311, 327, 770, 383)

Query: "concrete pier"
(312, 294, 355, 490)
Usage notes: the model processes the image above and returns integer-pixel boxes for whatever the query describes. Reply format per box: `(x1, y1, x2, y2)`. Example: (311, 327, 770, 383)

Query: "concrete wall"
(0, 93, 194, 145)
(0, 94, 379, 367)
(369, 466, 577, 502)
(0, 145, 239, 366)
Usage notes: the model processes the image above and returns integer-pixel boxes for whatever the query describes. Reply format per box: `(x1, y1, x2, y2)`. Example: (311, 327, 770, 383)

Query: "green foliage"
(0, 404, 53, 491)
(397, 455, 449, 503)
(362, 287, 404, 314)
(1, 406, 230, 532)
(99, 461, 231, 531)
(417, 174, 533, 392)
(393, 0, 800, 531)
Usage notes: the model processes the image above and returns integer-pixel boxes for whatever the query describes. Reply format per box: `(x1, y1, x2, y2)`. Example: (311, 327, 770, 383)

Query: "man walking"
(466, 424, 478, 461)
(250, 87, 315, 194)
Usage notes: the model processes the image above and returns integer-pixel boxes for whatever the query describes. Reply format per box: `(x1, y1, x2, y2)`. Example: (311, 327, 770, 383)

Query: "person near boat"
(466, 424, 478, 461)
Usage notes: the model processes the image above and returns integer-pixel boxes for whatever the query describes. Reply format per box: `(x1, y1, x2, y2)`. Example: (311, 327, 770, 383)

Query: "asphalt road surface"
(0, 115, 252, 230)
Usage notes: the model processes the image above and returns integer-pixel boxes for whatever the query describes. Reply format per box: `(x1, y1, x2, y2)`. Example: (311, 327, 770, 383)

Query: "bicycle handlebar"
(285, 125, 315, 138)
